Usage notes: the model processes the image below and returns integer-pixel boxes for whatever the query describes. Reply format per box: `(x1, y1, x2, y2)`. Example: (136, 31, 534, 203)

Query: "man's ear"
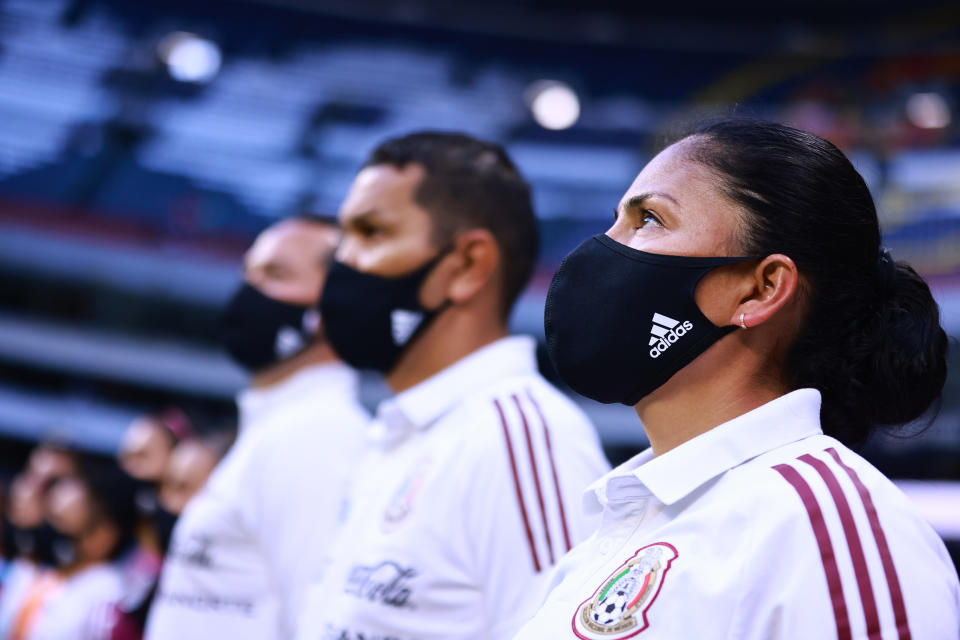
(442, 229, 500, 306)
(731, 254, 799, 328)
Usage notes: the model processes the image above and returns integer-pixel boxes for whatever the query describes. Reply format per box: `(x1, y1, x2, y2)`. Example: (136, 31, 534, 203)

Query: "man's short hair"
(363, 131, 539, 321)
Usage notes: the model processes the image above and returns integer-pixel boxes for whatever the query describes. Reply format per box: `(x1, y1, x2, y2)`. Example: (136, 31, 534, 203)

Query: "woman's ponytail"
(686, 118, 949, 446)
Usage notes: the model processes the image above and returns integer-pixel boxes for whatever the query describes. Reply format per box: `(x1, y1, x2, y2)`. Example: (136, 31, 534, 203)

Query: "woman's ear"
(732, 254, 799, 328)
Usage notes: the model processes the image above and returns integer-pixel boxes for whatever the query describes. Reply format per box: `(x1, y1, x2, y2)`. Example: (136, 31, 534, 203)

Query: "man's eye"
(265, 265, 289, 279)
(357, 224, 381, 238)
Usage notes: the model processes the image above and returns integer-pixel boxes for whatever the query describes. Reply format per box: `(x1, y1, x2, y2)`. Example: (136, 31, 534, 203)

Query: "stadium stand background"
(0, 0, 958, 549)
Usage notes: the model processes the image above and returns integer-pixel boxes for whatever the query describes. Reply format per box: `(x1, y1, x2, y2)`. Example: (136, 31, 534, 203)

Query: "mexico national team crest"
(572, 542, 678, 639)
(382, 457, 432, 531)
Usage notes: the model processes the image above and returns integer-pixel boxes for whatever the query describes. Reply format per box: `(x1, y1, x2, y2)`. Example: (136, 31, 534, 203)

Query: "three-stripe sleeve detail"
(494, 397, 541, 573)
(798, 453, 883, 639)
(825, 447, 912, 640)
(494, 391, 573, 573)
(526, 388, 573, 552)
(774, 448, 911, 640)
(773, 462, 853, 640)
(513, 395, 555, 565)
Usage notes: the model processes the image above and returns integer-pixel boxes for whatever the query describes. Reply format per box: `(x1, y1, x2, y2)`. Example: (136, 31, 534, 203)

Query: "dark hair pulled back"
(685, 118, 947, 446)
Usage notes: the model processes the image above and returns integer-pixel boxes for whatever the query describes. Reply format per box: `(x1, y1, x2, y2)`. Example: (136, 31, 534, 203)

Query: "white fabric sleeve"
(464, 394, 603, 639)
(241, 413, 364, 638)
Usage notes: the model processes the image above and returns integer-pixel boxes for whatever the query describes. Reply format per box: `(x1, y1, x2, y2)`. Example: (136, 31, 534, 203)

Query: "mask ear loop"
(419, 241, 459, 313)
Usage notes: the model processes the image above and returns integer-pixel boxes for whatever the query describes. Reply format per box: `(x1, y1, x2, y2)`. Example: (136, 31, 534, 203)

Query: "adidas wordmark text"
(648, 313, 693, 359)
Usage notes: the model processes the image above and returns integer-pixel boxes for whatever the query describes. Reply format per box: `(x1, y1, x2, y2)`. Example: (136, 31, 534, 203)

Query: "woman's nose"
(604, 216, 633, 246)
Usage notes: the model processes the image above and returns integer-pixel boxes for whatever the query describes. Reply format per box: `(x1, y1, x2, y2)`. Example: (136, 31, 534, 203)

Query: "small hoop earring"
(739, 313, 747, 330)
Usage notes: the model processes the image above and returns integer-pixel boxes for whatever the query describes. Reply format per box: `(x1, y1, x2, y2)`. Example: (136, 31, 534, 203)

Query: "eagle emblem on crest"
(572, 542, 678, 639)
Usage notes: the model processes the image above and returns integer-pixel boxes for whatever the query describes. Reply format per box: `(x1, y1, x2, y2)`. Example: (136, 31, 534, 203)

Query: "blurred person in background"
(514, 118, 960, 639)
(0, 474, 56, 637)
(295, 132, 610, 640)
(6, 454, 137, 640)
(0, 444, 79, 635)
(156, 433, 231, 518)
(118, 407, 197, 554)
(22, 448, 78, 499)
(2, 444, 78, 565)
(0, 483, 7, 579)
(107, 432, 231, 640)
(117, 408, 197, 587)
(144, 214, 369, 640)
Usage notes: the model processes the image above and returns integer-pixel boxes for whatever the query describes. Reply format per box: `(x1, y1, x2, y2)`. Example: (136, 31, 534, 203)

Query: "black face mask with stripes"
(544, 234, 753, 406)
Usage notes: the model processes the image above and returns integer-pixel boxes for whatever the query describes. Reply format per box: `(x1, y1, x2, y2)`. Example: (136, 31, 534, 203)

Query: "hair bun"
(822, 260, 948, 443)
(876, 249, 898, 301)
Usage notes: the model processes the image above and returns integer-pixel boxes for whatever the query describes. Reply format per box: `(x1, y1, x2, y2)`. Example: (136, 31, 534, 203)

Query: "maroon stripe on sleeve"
(494, 398, 541, 573)
(513, 394, 555, 565)
(773, 463, 853, 640)
(800, 454, 882, 639)
(826, 447, 911, 640)
(526, 388, 572, 552)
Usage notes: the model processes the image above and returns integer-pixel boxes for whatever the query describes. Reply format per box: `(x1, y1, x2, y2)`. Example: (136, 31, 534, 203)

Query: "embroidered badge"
(572, 542, 678, 639)
(382, 457, 432, 531)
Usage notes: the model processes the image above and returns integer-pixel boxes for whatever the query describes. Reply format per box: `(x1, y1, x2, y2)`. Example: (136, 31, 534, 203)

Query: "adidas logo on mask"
(275, 326, 306, 359)
(648, 313, 693, 359)
(391, 309, 424, 347)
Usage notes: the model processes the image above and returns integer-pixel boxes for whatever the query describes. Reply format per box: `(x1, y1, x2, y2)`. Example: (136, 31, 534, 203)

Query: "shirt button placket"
(599, 498, 649, 556)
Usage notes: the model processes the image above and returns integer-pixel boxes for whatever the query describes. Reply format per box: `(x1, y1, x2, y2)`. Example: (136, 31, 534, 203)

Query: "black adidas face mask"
(220, 283, 320, 373)
(545, 234, 753, 405)
(320, 251, 450, 373)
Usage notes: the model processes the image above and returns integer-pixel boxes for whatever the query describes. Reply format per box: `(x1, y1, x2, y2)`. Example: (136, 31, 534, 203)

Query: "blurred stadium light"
(906, 92, 952, 130)
(158, 31, 222, 83)
(526, 80, 581, 130)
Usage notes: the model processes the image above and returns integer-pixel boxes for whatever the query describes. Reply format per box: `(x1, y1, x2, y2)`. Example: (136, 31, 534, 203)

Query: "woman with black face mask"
(517, 119, 959, 640)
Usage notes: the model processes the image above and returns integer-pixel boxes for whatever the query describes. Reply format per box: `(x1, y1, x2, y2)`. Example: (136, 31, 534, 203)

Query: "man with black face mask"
(295, 132, 610, 640)
(145, 215, 369, 640)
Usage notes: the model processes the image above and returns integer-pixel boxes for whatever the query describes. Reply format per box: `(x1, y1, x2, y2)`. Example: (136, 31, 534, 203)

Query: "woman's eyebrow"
(624, 191, 680, 212)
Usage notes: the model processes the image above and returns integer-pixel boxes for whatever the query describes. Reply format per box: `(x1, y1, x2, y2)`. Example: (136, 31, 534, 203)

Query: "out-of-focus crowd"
(0, 410, 233, 640)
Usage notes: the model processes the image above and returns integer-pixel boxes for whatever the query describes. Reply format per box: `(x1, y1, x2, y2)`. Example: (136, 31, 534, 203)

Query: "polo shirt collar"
(586, 388, 823, 512)
(371, 336, 538, 445)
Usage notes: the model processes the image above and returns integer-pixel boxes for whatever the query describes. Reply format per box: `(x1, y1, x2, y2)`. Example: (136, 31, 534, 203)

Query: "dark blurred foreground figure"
(295, 132, 609, 639)
(515, 119, 959, 639)
(0, 451, 137, 640)
(145, 215, 368, 640)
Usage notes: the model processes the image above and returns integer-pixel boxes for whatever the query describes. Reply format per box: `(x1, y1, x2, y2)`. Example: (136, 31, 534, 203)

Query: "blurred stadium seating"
(0, 0, 957, 499)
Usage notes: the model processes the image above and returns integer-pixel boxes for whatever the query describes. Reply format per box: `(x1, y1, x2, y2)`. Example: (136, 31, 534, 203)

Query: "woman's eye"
(637, 211, 662, 228)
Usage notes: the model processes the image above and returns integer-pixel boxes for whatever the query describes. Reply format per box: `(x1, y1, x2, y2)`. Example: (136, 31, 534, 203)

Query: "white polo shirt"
(513, 389, 960, 640)
(295, 336, 611, 640)
(145, 362, 369, 640)
(26, 564, 125, 640)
